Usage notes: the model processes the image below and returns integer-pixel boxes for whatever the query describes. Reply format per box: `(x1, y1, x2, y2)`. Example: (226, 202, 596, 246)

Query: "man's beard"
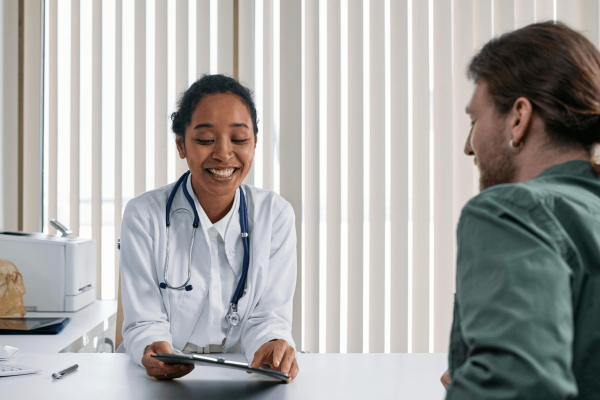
(479, 147, 517, 191)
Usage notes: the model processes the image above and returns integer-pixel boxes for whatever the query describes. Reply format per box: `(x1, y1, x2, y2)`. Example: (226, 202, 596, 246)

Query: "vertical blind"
(41, 0, 600, 354)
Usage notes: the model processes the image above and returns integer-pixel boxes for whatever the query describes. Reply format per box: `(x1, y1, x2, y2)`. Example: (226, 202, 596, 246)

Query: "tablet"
(152, 353, 289, 382)
(0, 317, 70, 333)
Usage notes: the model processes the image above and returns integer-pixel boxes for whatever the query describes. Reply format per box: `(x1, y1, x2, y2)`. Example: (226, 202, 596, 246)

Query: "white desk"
(1, 300, 117, 354)
(2, 353, 448, 399)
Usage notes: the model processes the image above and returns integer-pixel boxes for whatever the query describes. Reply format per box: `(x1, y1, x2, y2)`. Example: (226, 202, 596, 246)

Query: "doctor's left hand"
(142, 341, 195, 380)
(250, 339, 299, 383)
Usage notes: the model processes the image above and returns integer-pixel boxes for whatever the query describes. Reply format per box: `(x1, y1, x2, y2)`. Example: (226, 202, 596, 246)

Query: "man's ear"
(176, 136, 186, 160)
(511, 97, 533, 145)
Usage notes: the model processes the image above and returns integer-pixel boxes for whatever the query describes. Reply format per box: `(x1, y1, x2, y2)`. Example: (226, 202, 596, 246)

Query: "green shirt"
(447, 160, 600, 400)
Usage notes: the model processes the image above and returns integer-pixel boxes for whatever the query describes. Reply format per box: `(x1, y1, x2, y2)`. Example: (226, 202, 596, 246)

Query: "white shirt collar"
(186, 173, 240, 241)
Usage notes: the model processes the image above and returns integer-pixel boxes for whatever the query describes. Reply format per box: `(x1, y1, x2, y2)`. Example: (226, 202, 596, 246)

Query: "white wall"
(0, 0, 19, 231)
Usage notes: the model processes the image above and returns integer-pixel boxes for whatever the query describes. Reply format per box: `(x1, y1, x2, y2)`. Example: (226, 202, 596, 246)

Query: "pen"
(52, 364, 78, 380)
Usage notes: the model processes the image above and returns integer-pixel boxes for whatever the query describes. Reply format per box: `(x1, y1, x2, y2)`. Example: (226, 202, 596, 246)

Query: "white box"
(0, 232, 96, 312)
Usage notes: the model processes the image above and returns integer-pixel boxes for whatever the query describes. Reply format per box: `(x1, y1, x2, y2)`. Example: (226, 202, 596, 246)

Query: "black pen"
(52, 364, 78, 379)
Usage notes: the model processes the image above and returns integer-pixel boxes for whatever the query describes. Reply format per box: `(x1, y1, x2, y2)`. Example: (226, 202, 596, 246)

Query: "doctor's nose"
(213, 139, 234, 161)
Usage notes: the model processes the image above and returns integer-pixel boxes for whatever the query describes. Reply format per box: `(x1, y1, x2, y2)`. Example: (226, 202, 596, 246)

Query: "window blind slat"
(411, 0, 431, 354)
(514, 0, 535, 29)
(155, 0, 168, 188)
(473, 1, 492, 51)
(390, 0, 409, 354)
(326, 0, 341, 355)
(493, 0, 514, 36)
(585, 0, 599, 49)
(196, 0, 210, 77)
(92, 0, 103, 299)
(263, 0, 274, 191)
(175, 0, 189, 177)
(49, 0, 58, 235)
(238, 0, 255, 186)
(115, 0, 123, 298)
(304, 0, 320, 354)
(23, 0, 43, 232)
(71, 0, 80, 236)
(279, 0, 303, 351)
(369, 0, 385, 354)
(218, 0, 234, 75)
(452, 0, 474, 264)
(557, 0, 586, 30)
(346, 0, 364, 354)
(134, 0, 146, 196)
(535, 0, 554, 22)
(433, 0, 454, 353)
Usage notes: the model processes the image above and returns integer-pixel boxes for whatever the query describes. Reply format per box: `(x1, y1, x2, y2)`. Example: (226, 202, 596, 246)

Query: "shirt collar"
(536, 160, 597, 180)
(186, 174, 240, 241)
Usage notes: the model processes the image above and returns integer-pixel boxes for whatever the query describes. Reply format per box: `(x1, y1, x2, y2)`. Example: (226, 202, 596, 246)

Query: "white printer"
(0, 230, 96, 312)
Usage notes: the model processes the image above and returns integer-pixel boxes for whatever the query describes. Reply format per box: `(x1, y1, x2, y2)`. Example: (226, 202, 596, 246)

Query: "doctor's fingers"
(250, 348, 270, 369)
(146, 364, 194, 380)
(277, 347, 296, 375)
(271, 341, 289, 368)
(285, 359, 299, 384)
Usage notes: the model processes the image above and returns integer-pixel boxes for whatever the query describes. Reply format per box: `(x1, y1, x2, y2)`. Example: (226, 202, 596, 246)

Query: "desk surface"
(3, 353, 448, 400)
(0, 300, 117, 354)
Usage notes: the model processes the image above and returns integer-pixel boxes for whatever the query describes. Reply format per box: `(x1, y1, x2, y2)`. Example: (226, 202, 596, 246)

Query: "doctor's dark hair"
(468, 21, 600, 151)
(171, 74, 258, 141)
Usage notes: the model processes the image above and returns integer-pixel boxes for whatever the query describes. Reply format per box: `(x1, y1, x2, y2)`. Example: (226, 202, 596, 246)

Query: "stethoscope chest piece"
(227, 304, 240, 326)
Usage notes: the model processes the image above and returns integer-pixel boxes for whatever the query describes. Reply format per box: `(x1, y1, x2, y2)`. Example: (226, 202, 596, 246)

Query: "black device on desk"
(152, 353, 289, 382)
(0, 317, 71, 335)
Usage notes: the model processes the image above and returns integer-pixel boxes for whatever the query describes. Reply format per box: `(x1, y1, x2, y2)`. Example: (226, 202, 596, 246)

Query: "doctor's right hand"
(142, 341, 194, 380)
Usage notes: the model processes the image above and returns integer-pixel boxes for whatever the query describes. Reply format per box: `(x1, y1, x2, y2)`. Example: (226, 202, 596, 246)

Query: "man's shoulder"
(465, 181, 542, 214)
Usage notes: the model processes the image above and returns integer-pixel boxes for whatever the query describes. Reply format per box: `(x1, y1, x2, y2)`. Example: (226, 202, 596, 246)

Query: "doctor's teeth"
(208, 168, 235, 177)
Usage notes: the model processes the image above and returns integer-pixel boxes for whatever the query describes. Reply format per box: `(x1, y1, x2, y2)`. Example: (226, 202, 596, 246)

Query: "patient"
(443, 22, 600, 399)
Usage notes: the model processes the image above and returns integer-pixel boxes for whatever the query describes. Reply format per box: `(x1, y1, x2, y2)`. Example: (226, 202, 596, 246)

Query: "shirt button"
(213, 285, 218, 291)
(212, 319, 218, 325)
(210, 248, 215, 256)
(228, 248, 236, 257)
(209, 229, 218, 238)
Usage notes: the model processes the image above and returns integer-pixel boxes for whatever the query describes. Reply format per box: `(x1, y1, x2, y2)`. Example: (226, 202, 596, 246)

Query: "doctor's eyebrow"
(193, 123, 213, 130)
(193, 123, 250, 129)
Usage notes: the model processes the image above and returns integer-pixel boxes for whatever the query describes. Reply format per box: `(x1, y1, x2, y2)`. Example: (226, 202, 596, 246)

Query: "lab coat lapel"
(166, 185, 211, 351)
(224, 203, 242, 277)
(237, 186, 261, 320)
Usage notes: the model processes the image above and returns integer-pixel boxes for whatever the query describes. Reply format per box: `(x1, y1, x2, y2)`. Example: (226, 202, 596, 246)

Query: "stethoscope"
(159, 170, 250, 326)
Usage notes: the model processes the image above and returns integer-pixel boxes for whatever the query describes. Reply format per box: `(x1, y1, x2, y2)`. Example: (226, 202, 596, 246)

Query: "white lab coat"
(117, 182, 297, 367)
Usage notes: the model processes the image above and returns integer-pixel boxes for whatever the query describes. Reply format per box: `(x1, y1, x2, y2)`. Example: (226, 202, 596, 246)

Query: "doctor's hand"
(142, 341, 194, 380)
(250, 339, 299, 383)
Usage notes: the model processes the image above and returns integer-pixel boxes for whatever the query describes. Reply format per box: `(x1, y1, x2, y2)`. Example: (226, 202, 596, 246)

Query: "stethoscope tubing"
(160, 170, 250, 316)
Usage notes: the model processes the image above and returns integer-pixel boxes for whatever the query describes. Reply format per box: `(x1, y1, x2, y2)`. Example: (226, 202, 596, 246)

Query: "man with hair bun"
(442, 22, 600, 399)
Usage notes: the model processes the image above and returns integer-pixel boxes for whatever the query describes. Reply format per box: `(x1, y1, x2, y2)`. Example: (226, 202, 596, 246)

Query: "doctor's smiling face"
(176, 92, 256, 206)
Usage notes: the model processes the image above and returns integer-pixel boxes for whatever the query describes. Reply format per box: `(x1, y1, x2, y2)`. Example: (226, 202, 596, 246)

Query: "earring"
(509, 139, 524, 151)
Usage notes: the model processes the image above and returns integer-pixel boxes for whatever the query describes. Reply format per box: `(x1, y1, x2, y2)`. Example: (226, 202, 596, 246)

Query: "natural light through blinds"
(42, 0, 597, 354)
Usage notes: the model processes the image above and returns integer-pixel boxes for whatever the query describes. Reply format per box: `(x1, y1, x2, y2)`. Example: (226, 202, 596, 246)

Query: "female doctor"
(119, 74, 299, 382)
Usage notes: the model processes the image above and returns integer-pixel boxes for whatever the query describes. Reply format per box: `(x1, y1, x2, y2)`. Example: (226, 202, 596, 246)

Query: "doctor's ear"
(176, 136, 186, 159)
